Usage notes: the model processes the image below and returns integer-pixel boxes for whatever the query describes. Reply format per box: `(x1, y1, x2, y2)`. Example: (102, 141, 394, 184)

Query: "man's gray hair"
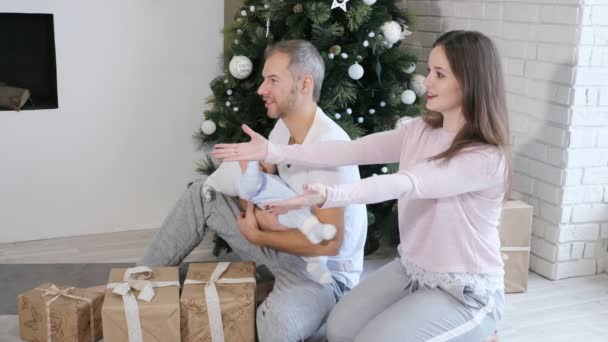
(265, 40, 325, 102)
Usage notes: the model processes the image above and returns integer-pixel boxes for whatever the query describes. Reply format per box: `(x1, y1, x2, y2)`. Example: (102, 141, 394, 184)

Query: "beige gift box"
(17, 283, 103, 342)
(102, 267, 180, 341)
(499, 200, 533, 293)
(180, 262, 256, 342)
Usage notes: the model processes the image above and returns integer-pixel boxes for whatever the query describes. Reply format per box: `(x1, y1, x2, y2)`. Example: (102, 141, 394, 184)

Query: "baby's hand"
(255, 208, 288, 231)
(265, 183, 327, 214)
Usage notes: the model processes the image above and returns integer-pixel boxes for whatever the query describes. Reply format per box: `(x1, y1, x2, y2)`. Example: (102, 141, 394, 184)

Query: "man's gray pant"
(139, 178, 343, 342)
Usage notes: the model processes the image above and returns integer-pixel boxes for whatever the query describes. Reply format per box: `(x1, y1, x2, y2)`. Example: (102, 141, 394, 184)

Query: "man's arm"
(240, 205, 344, 257)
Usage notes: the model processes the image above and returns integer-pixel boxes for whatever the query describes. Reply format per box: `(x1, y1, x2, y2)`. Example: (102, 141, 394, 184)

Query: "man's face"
(257, 52, 300, 119)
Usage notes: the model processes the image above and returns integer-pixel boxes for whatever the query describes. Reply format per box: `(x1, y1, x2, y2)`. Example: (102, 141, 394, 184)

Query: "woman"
(213, 30, 510, 341)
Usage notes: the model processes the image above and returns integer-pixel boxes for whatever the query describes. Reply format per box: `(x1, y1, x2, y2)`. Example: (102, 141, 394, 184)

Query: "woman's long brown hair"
(423, 30, 512, 199)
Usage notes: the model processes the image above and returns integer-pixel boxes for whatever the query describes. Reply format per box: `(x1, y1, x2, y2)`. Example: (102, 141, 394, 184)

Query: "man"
(141, 40, 367, 341)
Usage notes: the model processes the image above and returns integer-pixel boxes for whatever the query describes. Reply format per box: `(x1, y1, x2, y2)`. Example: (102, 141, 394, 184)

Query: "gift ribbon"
(106, 266, 180, 342)
(184, 262, 256, 342)
(36, 284, 95, 342)
(500, 246, 531, 261)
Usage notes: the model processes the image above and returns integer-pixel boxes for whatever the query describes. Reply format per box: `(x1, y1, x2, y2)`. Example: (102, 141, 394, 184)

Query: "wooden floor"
(2, 229, 607, 341)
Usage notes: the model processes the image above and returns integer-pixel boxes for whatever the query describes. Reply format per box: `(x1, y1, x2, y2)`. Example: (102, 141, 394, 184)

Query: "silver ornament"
(401, 89, 416, 104)
(229, 55, 253, 79)
(409, 74, 427, 97)
(348, 63, 364, 80)
(201, 120, 217, 135)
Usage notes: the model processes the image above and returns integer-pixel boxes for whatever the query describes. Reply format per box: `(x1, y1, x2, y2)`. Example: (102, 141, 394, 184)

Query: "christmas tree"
(196, 0, 425, 255)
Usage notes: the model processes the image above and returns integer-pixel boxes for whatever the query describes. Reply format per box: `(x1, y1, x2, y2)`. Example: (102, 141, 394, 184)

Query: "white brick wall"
(403, 0, 608, 280)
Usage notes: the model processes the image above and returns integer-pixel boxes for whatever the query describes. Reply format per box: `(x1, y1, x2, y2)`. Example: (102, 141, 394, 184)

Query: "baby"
(239, 161, 336, 285)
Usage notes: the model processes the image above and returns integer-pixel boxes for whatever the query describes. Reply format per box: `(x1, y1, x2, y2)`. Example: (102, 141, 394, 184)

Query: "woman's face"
(423, 45, 463, 118)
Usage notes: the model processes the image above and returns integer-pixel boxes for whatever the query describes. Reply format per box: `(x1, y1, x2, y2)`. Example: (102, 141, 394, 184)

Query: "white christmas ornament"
(357, 117, 364, 123)
(404, 63, 416, 74)
(250, 5, 255, 12)
(363, 0, 377, 5)
(401, 89, 416, 104)
(348, 63, 364, 80)
(227, 89, 233, 95)
(346, 108, 352, 115)
(328, 53, 335, 59)
(368, 32, 375, 38)
(380, 101, 386, 107)
(409, 74, 427, 97)
(229, 55, 253, 79)
(201, 120, 217, 135)
(335, 113, 342, 119)
(233, 107, 239, 112)
(226, 101, 231, 107)
(368, 108, 375, 114)
(381, 21, 402, 45)
(264, 4, 269, 9)
(240, 10, 247, 16)
(340, 52, 348, 59)
(381, 166, 388, 173)
(363, 40, 369, 47)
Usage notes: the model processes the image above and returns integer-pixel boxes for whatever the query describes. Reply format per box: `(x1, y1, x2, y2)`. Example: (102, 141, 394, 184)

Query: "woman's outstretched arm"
(212, 123, 406, 167)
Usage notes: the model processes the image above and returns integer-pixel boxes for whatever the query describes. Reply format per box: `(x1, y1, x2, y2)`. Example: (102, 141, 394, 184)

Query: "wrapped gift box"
(180, 262, 256, 342)
(499, 200, 533, 293)
(102, 266, 180, 341)
(18, 283, 103, 342)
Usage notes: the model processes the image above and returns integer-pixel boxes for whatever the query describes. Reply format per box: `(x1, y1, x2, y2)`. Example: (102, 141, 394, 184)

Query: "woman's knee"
(326, 304, 357, 342)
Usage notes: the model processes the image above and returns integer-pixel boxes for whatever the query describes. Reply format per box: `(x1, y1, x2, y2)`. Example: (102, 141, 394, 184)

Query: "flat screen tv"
(0, 13, 58, 110)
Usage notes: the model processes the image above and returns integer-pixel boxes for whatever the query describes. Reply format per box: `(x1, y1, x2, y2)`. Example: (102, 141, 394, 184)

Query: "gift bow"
(37, 284, 95, 342)
(184, 262, 256, 342)
(106, 266, 180, 342)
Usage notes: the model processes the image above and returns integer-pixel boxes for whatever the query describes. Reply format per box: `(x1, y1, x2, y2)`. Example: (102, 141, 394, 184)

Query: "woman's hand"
(211, 124, 268, 161)
(265, 184, 328, 214)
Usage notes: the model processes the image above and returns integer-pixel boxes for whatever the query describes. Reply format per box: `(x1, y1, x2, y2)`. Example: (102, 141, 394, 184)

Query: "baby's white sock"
(301, 217, 336, 244)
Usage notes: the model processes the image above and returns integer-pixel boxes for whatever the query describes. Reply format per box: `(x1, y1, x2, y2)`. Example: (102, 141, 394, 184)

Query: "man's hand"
(212, 124, 268, 161)
(236, 202, 263, 244)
